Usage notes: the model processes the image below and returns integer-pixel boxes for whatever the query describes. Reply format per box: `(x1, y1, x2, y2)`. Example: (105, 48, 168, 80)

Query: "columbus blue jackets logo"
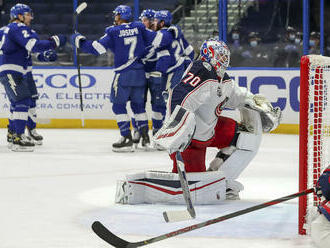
(215, 97, 228, 117)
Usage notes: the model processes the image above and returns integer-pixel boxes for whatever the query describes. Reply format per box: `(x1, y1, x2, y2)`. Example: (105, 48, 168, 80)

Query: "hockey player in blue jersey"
(0, 3, 66, 151)
(150, 10, 194, 96)
(131, 9, 167, 150)
(71, 5, 156, 152)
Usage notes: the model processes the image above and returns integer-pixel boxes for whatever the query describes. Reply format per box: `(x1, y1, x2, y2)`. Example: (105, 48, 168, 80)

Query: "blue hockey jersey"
(0, 26, 4, 64)
(149, 25, 194, 74)
(79, 21, 155, 72)
(0, 22, 57, 76)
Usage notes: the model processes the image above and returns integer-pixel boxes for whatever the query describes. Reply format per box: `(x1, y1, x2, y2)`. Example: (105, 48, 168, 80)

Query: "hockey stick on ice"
(91, 188, 313, 248)
(163, 152, 196, 222)
(73, 2, 87, 127)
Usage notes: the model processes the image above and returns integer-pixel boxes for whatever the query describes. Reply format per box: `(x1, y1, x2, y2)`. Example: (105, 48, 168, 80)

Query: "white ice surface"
(0, 129, 316, 248)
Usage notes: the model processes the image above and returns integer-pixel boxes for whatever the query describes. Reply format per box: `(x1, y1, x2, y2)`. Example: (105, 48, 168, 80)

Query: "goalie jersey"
(169, 60, 253, 142)
(318, 165, 330, 222)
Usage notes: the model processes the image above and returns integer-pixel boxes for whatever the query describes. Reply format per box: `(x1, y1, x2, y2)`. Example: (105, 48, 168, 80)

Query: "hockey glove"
(49, 34, 67, 48)
(71, 33, 86, 49)
(37, 50, 57, 62)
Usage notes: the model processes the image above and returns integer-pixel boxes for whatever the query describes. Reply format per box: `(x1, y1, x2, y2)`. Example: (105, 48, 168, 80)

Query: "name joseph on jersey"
(118, 28, 139, 37)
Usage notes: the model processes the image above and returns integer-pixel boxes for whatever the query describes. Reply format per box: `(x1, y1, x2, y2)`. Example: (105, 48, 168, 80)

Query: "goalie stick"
(73, 2, 87, 127)
(91, 188, 313, 248)
(163, 152, 196, 222)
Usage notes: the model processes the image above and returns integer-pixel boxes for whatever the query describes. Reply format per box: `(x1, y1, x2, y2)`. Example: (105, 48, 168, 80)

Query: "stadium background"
(0, 0, 329, 134)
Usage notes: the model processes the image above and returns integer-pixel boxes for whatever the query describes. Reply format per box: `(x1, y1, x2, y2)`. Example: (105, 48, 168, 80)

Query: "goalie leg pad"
(153, 105, 196, 154)
(115, 170, 226, 205)
(218, 130, 262, 180)
(311, 213, 330, 248)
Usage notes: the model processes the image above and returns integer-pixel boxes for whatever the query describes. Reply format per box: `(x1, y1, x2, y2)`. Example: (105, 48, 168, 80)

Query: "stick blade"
(75, 2, 87, 15)
(163, 210, 195, 223)
(92, 221, 130, 248)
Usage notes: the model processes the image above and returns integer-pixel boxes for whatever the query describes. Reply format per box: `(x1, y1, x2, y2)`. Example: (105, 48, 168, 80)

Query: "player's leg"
(209, 110, 263, 199)
(26, 72, 43, 145)
(170, 141, 209, 173)
(311, 213, 330, 248)
(149, 76, 166, 150)
(115, 170, 226, 205)
(130, 85, 150, 149)
(131, 80, 149, 148)
(0, 74, 34, 151)
(7, 104, 14, 148)
(111, 74, 133, 152)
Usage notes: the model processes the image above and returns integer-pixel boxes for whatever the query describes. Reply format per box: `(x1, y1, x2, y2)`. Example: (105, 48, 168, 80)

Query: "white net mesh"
(305, 55, 330, 233)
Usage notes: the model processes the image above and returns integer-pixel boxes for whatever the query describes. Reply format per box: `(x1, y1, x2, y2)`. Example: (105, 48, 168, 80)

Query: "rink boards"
(0, 67, 300, 133)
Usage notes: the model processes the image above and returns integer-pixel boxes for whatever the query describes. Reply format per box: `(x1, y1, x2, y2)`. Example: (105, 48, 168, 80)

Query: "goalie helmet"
(10, 3, 33, 19)
(140, 9, 155, 20)
(154, 10, 172, 26)
(200, 39, 230, 78)
(113, 5, 132, 21)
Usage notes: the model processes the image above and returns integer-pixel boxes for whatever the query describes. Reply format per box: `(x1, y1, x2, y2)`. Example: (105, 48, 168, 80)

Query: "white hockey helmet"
(200, 38, 230, 78)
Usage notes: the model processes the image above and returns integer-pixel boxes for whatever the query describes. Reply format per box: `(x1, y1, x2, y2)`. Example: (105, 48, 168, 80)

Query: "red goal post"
(299, 55, 330, 235)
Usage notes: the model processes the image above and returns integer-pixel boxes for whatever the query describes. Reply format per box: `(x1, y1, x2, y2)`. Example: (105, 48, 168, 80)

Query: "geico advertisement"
(0, 68, 300, 123)
(0, 68, 114, 119)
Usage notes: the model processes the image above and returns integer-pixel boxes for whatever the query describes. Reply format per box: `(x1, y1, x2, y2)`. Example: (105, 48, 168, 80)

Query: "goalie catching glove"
(244, 94, 282, 133)
(153, 105, 196, 154)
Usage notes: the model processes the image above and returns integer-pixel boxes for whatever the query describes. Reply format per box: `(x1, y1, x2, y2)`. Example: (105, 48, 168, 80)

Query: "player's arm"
(223, 74, 281, 133)
(71, 28, 112, 55)
(35, 49, 57, 62)
(9, 26, 66, 53)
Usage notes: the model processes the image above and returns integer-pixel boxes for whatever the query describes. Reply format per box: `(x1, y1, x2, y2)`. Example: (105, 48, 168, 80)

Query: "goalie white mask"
(200, 38, 230, 78)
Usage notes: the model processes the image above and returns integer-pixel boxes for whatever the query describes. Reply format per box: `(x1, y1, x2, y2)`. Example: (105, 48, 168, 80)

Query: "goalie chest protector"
(170, 60, 230, 113)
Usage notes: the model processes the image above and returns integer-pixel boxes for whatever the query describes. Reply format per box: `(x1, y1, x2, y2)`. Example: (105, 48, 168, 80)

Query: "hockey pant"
(111, 71, 148, 137)
(170, 116, 237, 173)
(0, 73, 37, 135)
(131, 74, 166, 133)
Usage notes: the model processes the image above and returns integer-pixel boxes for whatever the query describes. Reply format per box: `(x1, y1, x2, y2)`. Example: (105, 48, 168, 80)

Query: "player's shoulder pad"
(189, 60, 218, 81)
(105, 25, 114, 33)
(167, 25, 180, 39)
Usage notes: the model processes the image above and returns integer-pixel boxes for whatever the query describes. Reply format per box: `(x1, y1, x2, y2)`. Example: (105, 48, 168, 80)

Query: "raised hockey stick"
(73, 2, 87, 127)
(91, 188, 313, 248)
(163, 152, 196, 222)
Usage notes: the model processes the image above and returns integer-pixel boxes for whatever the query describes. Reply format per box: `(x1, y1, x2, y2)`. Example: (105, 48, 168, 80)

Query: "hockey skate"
(140, 127, 151, 150)
(7, 125, 14, 149)
(226, 180, 244, 200)
(11, 133, 35, 152)
(112, 134, 134, 152)
(27, 127, 43, 145)
(132, 130, 141, 149)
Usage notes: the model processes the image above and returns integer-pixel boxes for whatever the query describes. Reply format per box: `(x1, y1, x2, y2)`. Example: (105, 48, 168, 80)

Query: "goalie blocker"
(115, 170, 226, 205)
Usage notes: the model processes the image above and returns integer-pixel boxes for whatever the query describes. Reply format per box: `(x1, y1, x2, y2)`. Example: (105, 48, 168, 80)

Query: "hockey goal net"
(299, 55, 330, 234)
